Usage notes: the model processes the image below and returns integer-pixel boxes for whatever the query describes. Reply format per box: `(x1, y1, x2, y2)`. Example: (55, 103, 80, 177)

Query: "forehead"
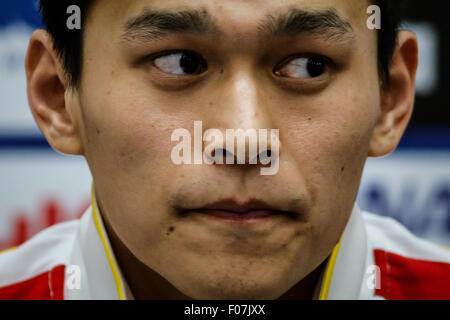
(87, 0, 371, 38)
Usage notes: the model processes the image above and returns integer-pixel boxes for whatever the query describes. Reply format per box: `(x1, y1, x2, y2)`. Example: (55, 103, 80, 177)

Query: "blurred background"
(0, 1, 449, 250)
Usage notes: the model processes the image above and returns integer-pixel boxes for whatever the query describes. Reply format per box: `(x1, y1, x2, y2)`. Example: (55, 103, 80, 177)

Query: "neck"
(277, 260, 327, 300)
(102, 212, 192, 300)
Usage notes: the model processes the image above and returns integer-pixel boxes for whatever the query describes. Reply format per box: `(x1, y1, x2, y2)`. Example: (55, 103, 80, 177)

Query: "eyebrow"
(121, 8, 217, 42)
(260, 8, 355, 42)
(121, 7, 354, 44)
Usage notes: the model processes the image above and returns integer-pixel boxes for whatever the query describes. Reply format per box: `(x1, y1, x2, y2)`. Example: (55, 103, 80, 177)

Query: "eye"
(153, 51, 207, 75)
(274, 56, 327, 79)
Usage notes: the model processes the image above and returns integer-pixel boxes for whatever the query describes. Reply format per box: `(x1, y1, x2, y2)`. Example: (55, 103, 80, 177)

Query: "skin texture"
(25, 0, 418, 299)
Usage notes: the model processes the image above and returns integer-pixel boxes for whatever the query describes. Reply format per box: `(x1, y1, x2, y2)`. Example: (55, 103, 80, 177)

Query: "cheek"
(80, 79, 176, 177)
(281, 86, 379, 223)
(78, 83, 184, 248)
(287, 95, 376, 172)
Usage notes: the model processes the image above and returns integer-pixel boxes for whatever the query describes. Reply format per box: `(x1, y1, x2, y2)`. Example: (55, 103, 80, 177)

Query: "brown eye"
(275, 56, 327, 79)
(153, 51, 207, 75)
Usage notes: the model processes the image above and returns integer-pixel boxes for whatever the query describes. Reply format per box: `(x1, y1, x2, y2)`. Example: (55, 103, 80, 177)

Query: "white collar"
(321, 203, 369, 299)
(65, 186, 128, 300)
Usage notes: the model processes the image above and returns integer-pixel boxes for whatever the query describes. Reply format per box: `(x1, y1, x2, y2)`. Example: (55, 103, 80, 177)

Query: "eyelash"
(148, 49, 333, 80)
(274, 54, 331, 74)
(150, 49, 207, 74)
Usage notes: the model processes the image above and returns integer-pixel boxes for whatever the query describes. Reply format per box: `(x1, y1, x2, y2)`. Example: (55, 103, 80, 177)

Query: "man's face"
(73, 0, 380, 299)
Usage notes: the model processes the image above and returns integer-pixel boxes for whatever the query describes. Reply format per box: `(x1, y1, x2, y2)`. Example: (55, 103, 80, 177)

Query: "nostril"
(258, 150, 271, 159)
(257, 150, 273, 166)
(210, 148, 235, 163)
(211, 148, 225, 158)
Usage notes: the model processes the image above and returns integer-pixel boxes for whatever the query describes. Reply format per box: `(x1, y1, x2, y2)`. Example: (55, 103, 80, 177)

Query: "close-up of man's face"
(25, 0, 417, 299)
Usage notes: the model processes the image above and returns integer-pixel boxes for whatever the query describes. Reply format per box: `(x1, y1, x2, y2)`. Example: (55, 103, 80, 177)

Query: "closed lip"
(183, 198, 295, 219)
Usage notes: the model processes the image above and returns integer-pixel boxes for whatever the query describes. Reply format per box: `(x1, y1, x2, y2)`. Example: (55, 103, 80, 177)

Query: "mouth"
(182, 199, 296, 224)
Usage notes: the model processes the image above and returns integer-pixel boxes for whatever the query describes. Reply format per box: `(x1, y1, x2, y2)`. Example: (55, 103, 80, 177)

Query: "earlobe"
(26, 29, 83, 155)
(368, 30, 419, 157)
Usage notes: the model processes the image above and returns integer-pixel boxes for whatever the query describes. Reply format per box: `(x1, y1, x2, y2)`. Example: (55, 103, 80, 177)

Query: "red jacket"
(0, 192, 449, 299)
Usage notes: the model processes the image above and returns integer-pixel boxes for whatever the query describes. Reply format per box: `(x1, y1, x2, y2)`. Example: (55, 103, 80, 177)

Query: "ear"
(368, 30, 419, 157)
(25, 29, 83, 155)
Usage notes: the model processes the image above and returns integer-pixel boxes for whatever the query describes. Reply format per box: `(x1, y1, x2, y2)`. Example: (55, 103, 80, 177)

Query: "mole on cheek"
(166, 226, 175, 236)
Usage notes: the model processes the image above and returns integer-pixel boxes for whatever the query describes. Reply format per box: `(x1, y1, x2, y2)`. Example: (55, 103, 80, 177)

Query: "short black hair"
(38, 0, 92, 86)
(38, 0, 404, 87)
(376, 0, 405, 87)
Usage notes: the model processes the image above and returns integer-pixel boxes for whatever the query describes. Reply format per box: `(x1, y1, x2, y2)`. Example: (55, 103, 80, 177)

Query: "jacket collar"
(65, 186, 128, 300)
(320, 203, 369, 299)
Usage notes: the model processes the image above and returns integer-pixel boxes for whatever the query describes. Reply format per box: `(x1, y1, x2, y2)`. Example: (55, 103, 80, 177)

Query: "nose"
(202, 68, 281, 173)
(203, 129, 279, 164)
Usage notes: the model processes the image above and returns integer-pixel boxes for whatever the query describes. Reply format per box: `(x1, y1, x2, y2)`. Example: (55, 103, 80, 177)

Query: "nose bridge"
(235, 72, 258, 125)
(221, 66, 270, 130)
(202, 65, 280, 169)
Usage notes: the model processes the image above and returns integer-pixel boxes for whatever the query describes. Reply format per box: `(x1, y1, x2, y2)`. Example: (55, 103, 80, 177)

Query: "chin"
(175, 272, 288, 300)
(191, 287, 284, 300)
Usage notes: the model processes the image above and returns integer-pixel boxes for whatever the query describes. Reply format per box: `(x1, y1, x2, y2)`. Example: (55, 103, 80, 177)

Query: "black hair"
(376, 0, 406, 87)
(38, 0, 92, 86)
(38, 0, 404, 87)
